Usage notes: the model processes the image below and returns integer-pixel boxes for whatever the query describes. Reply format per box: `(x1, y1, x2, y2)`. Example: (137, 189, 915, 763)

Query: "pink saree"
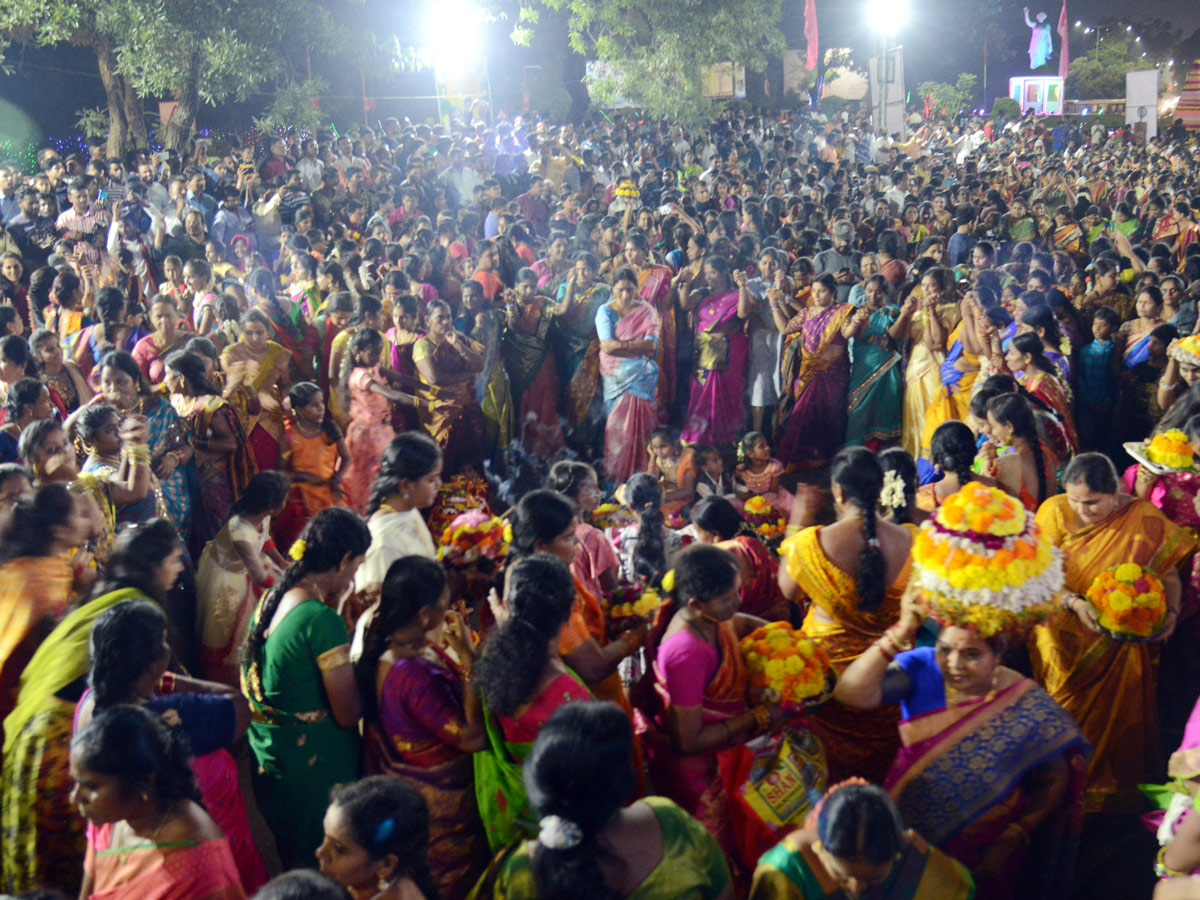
(681, 291, 748, 445)
(776, 304, 853, 468)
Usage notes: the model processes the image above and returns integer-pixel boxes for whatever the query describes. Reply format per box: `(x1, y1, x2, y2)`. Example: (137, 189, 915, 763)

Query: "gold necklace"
(116, 806, 173, 865)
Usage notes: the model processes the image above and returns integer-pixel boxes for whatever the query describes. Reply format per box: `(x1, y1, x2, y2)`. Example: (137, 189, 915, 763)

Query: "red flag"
(805, 0, 818, 71)
(1057, 1, 1070, 80)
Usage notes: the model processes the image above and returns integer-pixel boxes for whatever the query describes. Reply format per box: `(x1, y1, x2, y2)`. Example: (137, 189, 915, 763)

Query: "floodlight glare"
(427, 0, 481, 77)
(867, 0, 906, 33)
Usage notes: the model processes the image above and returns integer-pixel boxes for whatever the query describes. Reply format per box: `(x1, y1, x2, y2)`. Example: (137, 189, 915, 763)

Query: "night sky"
(0, 0, 1198, 147)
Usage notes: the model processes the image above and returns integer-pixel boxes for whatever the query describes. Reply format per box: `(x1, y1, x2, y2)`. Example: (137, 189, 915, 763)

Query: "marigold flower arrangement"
(910, 483, 1064, 637)
(741, 622, 835, 708)
(438, 510, 509, 568)
(428, 475, 491, 537)
(1145, 429, 1194, 471)
(590, 502, 637, 531)
(1085, 563, 1167, 638)
(743, 495, 786, 540)
(605, 583, 667, 639)
(1169, 335, 1200, 369)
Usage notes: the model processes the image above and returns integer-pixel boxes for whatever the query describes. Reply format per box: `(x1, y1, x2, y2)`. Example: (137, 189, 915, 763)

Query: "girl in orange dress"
(275, 382, 349, 548)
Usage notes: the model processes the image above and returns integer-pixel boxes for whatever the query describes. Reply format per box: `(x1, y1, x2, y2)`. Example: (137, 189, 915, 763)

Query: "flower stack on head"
(1168, 335, 1200, 369)
(741, 622, 835, 709)
(428, 474, 491, 538)
(438, 510, 509, 570)
(910, 483, 1064, 637)
(615, 180, 641, 200)
(743, 495, 786, 540)
(1085, 563, 1167, 639)
(590, 501, 637, 531)
(1145, 429, 1194, 471)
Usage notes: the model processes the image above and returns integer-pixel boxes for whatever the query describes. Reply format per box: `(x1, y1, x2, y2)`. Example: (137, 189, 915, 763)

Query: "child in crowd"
(1076, 306, 1120, 453)
(734, 430, 793, 517)
(277, 381, 349, 547)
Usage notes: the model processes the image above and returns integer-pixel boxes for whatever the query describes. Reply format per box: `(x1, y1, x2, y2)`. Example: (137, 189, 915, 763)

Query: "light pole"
(866, 0, 907, 134)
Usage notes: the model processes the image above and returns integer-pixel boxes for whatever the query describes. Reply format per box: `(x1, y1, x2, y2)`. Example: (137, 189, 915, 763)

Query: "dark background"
(1, 0, 1198, 148)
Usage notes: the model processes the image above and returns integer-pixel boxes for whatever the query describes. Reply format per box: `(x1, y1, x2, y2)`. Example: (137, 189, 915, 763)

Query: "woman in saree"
(750, 782, 974, 900)
(992, 333, 1079, 454)
(414, 300, 486, 475)
(195, 472, 289, 687)
(0, 520, 180, 896)
(30, 327, 92, 413)
(74, 594, 268, 895)
(836, 599, 1084, 900)
(357, 557, 488, 900)
(165, 350, 256, 554)
(1051, 207, 1086, 264)
(531, 233, 572, 292)
(677, 257, 750, 446)
(552, 253, 611, 447)
(625, 233, 676, 416)
(76, 405, 161, 527)
(647, 544, 786, 863)
(502, 269, 565, 457)
(220, 308, 292, 473)
(1031, 453, 1195, 814)
(245, 267, 318, 381)
(899, 267, 961, 458)
(95, 350, 194, 534)
(777, 447, 915, 785)
(481, 701, 733, 900)
(473, 554, 592, 852)
(1119, 286, 1167, 372)
(72, 706, 246, 900)
(242, 507, 370, 868)
(131, 295, 188, 386)
(773, 273, 853, 470)
(691, 496, 790, 623)
(596, 267, 661, 486)
(844, 274, 904, 450)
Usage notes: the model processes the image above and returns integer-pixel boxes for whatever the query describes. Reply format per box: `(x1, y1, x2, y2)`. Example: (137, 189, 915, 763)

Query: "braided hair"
(244, 507, 371, 665)
(355, 557, 447, 721)
(328, 776, 439, 900)
(877, 448, 918, 526)
(623, 473, 666, 582)
(830, 447, 886, 611)
(365, 433, 442, 517)
(475, 554, 575, 718)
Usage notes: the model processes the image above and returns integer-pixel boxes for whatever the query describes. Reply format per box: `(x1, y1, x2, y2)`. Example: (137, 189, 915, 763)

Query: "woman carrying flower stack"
(1031, 453, 1195, 814)
(777, 448, 915, 784)
(835, 481, 1085, 900)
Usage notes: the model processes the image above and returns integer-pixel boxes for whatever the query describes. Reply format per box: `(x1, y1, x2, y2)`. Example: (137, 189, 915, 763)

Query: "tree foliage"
(504, 0, 785, 123)
(253, 78, 329, 135)
(916, 73, 978, 120)
(1066, 35, 1165, 100)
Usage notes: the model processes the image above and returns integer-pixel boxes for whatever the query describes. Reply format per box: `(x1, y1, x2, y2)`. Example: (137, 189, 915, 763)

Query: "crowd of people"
(2, 101, 1200, 900)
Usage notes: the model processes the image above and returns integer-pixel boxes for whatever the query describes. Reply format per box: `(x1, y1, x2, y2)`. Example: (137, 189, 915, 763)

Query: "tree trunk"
(94, 37, 129, 157)
(162, 50, 201, 151)
(123, 77, 150, 150)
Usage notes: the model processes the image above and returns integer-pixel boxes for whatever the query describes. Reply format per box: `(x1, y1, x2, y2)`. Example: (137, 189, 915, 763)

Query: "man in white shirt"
(439, 147, 481, 209)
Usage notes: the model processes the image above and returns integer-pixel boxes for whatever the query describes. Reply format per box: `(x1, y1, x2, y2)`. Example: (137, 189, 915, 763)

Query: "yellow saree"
(901, 301, 961, 458)
(1030, 495, 1196, 812)
(779, 525, 915, 784)
(920, 321, 979, 454)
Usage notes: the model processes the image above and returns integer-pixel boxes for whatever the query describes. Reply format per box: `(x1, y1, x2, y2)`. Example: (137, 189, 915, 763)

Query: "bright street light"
(1075, 19, 1081, 27)
(426, 0, 483, 77)
(866, 0, 907, 33)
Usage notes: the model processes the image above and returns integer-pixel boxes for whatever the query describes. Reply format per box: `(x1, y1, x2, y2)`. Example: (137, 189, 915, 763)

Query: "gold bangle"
(751, 706, 771, 733)
(886, 627, 915, 652)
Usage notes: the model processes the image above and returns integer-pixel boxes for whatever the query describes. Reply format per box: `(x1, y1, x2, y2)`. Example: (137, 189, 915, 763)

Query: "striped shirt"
(55, 206, 110, 264)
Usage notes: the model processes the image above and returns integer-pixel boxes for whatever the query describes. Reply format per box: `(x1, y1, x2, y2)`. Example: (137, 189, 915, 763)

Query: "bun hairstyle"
(244, 507, 371, 664)
(5, 377, 45, 423)
(671, 543, 740, 610)
(71, 705, 201, 812)
(524, 702, 634, 900)
(877, 448, 918, 526)
(475, 554, 575, 718)
(930, 421, 978, 488)
(817, 783, 905, 867)
(88, 598, 169, 709)
(230, 471, 291, 518)
(508, 489, 578, 559)
(328, 776, 439, 900)
(366, 433, 442, 517)
(689, 496, 746, 542)
(829, 447, 886, 611)
(355, 556, 447, 720)
(165, 350, 220, 396)
(623, 473, 666, 581)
